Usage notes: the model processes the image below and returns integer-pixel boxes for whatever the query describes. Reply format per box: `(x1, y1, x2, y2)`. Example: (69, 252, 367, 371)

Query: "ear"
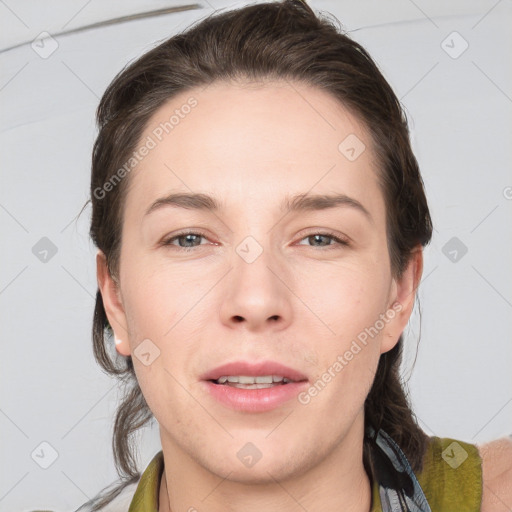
(96, 250, 131, 356)
(380, 245, 423, 354)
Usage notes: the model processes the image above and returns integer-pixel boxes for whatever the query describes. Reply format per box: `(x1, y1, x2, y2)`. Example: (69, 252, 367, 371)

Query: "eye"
(161, 230, 210, 251)
(160, 229, 350, 252)
(296, 231, 350, 249)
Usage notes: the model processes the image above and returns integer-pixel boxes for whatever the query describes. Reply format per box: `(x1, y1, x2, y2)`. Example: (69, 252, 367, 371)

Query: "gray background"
(1, 0, 511, 510)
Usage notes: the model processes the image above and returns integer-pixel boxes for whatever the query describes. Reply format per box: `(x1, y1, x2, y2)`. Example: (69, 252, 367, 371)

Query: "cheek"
(293, 259, 391, 340)
(297, 323, 382, 429)
(119, 254, 213, 392)
(119, 249, 196, 338)
(292, 261, 390, 400)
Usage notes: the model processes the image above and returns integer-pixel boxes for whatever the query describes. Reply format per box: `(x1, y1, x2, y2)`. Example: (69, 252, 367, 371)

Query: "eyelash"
(160, 229, 350, 252)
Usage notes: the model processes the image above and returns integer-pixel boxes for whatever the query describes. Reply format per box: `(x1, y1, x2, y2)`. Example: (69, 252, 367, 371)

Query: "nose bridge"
(219, 226, 293, 328)
(226, 198, 276, 267)
(233, 231, 279, 295)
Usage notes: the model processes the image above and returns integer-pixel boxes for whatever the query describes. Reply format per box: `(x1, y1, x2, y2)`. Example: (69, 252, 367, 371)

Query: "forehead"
(123, 79, 384, 224)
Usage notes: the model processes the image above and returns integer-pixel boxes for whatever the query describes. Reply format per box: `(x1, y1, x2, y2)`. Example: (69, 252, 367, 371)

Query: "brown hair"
(85, 0, 433, 507)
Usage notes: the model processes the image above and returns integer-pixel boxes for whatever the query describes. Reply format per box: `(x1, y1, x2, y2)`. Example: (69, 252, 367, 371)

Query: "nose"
(218, 248, 294, 333)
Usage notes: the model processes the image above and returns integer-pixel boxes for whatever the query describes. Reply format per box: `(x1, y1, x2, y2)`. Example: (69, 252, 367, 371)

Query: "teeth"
(215, 375, 292, 384)
(255, 375, 273, 384)
(228, 383, 276, 389)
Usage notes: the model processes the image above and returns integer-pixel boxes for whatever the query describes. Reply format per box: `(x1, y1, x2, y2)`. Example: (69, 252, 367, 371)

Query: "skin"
(97, 80, 511, 511)
(479, 438, 512, 511)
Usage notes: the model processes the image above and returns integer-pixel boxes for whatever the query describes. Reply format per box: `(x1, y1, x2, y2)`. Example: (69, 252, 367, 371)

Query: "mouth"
(200, 360, 309, 412)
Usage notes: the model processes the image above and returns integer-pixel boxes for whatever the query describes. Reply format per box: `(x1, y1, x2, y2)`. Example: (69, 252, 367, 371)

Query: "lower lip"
(201, 380, 309, 412)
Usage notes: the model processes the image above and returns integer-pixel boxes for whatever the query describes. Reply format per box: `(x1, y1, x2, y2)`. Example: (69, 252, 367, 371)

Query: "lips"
(200, 360, 308, 383)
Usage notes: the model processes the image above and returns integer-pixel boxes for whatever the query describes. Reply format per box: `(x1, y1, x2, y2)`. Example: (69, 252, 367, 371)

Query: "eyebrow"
(144, 191, 373, 223)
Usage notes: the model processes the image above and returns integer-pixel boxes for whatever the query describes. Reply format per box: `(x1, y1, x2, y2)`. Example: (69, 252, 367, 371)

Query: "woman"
(69, 0, 511, 510)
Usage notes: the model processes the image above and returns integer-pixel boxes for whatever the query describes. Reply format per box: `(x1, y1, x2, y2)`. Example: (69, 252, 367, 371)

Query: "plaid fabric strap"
(365, 424, 432, 512)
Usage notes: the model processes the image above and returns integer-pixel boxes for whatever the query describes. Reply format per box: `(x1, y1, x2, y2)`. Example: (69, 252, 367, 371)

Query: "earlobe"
(380, 247, 424, 354)
(114, 335, 131, 357)
(96, 250, 132, 356)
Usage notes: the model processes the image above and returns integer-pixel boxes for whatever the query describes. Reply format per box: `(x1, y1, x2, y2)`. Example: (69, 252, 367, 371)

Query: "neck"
(158, 413, 372, 512)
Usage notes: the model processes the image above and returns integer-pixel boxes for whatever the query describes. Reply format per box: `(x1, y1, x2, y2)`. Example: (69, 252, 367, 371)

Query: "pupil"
(312, 235, 328, 246)
(182, 234, 199, 247)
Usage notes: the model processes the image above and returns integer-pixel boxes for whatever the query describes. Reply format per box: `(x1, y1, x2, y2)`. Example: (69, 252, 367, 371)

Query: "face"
(98, 79, 420, 483)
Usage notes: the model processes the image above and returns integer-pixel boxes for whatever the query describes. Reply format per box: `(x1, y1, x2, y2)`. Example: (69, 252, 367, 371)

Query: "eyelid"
(294, 228, 351, 246)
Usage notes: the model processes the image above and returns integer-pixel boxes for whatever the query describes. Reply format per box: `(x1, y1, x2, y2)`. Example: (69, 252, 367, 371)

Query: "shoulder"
(477, 436, 512, 512)
(414, 435, 483, 509)
(72, 480, 138, 512)
(27, 483, 138, 512)
(73, 451, 163, 511)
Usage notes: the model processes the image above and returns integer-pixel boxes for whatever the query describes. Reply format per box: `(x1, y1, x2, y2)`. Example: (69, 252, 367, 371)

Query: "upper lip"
(200, 360, 309, 382)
